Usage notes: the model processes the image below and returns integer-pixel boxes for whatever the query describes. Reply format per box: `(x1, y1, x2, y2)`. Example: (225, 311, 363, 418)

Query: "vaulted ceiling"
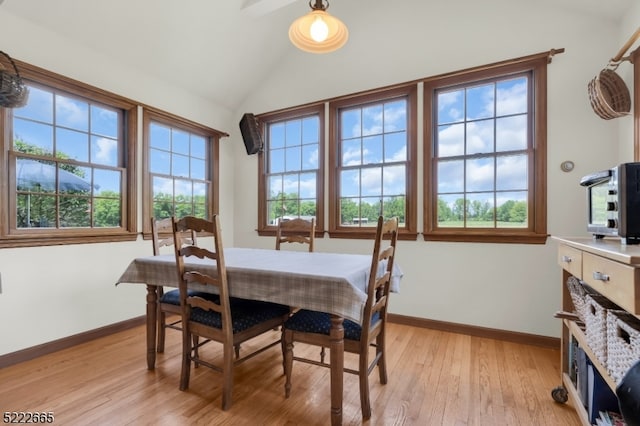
(0, 0, 634, 112)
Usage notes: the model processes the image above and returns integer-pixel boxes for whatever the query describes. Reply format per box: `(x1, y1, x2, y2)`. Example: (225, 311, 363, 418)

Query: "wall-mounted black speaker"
(239, 113, 263, 155)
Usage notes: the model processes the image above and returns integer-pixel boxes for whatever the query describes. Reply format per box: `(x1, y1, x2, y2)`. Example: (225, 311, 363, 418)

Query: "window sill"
(328, 229, 418, 241)
(0, 232, 138, 248)
(422, 231, 549, 244)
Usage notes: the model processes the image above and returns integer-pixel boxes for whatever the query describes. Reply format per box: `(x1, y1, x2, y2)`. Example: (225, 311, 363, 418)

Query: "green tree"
(437, 198, 453, 222)
(383, 196, 405, 223)
(497, 200, 516, 222)
(339, 198, 359, 224)
(469, 200, 492, 221)
(94, 192, 121, 227)
(269, 192, 300, 221)
(509, 201, 527, 223)
(451, 198, 466, 221)
(299, 201, 316, 217)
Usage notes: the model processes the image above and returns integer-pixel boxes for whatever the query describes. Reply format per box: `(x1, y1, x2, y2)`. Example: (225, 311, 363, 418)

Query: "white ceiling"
(0, 0, 634, 112)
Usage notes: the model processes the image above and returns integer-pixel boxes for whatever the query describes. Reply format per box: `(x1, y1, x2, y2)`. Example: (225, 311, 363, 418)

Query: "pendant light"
(288, 0, 348, 54)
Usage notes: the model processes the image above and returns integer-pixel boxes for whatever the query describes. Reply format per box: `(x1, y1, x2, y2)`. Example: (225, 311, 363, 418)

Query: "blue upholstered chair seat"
(159, 289, 219, 305)
(190, 298, 290, 333)
(284, 309, 380, 341)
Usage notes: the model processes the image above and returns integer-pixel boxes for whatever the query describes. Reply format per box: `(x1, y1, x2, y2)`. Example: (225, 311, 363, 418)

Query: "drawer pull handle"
(561, 255, 572, 263)
(592, 271, 610, 282)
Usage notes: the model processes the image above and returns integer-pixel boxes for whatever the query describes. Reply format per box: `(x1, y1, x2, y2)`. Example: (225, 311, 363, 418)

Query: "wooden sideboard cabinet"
(552, 236, 640, 425)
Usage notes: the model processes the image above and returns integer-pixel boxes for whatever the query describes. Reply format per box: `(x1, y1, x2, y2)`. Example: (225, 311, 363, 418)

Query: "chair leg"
(280, 332, 286, 375)
(193, 335, 200, 368)
(156, 309, 166, 353)
(221, 343, 235, 411)
(283, 329, 294, 398)
(179, 328, 192, 392)
(235, 344, 240, 359)
(359, 351, 372, 420)
(320, 346, 326, 363)
(377, 333, 388, 385)
(156, 288, 165, 353)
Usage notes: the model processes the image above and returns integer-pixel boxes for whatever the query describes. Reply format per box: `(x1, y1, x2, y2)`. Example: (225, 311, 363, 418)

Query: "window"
(0, 61, 137, 247)
(329, 85, 417, 239)
(257, 105, 324, 234)
(423, 55, 548, 243)
(142, 109, 226, 234)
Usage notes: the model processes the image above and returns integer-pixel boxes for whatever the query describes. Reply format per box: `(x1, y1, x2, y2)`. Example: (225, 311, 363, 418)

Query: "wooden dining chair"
(275, 217, 316, 252)
(152, 217, 198, 353)
(173, 215, 291, 410)
(282, 215, 399, 420)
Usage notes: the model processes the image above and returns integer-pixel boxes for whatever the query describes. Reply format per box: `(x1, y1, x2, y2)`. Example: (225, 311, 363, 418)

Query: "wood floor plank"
(0, 322, 580, 425)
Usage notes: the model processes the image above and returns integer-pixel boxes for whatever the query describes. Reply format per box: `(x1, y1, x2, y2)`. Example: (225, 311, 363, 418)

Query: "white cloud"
(305, 147, 318, 169)
(153, 177, 173, 195)
(94, 137, 117, 164)
(466, 159, 494, 191)
(496, 79, 527, 115)
(438, 123, 464, 157)
(343, 146, 363, 166)
(56, 95, 87, 126)
(389, 145, 406, 161)
(438, 90, 463, 122)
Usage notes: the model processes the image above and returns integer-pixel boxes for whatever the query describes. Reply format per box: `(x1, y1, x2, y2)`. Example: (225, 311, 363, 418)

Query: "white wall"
(232, 0, 632, 338)
(0, 0, 634, 355)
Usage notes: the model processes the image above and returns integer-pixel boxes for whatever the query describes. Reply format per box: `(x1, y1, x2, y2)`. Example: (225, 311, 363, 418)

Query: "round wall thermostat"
(560, 161, 574, 172)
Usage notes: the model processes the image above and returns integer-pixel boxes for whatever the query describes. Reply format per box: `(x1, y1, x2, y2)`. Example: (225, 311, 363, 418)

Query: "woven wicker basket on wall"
(0, 50, 29, 109)
(587, 67, 631, 120)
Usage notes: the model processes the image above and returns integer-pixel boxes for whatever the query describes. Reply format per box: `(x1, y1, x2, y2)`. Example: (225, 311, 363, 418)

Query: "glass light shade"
(289, 10, 348, 54)
(310, 16, 329, 42)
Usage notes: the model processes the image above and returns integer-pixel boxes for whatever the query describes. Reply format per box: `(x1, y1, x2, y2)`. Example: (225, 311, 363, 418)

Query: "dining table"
(116, 247, 402, 425)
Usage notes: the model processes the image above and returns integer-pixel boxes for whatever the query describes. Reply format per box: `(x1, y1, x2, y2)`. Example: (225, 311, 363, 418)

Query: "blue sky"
(436, 76, 529, 207)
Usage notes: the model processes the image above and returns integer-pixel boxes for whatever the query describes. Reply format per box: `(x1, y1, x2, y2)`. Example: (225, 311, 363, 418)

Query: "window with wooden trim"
(142, 109, 225, 234)
(0, 61, 137, 248)
(257, 105, 324, 235)
(328, 85, 417, 239)
(423, 55, 548, 243)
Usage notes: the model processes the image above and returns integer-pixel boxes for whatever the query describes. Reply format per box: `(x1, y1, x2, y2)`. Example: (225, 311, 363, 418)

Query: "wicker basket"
(0, 50, 29, 108)
(587, 68, 631, 120)
(584, 292, 621, 368)
(566, 276, 594, 322)
(606, 309, 640, 383)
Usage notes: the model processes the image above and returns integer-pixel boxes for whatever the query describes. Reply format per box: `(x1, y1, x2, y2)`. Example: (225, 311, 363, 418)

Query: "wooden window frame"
(141, 108, 226, 237)
(634, 47, 640, 162)
(423, 54, 549, 244)
(0, 59, 138, 248)
(328, 85, 418, 240)
(257, 104, 325, 237)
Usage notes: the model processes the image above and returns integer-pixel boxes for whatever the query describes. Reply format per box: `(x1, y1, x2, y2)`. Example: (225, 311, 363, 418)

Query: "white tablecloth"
(117, 247, 402, 324)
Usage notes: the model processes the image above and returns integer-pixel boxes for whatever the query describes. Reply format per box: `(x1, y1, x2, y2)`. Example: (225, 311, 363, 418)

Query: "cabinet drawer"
(582, 252, 640, 314)
(558, 245, 582, 278)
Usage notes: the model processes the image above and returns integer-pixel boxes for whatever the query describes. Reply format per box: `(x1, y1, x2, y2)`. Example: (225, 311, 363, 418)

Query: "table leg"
(329, 315, 344, 426)
(146, 285, 158, 370)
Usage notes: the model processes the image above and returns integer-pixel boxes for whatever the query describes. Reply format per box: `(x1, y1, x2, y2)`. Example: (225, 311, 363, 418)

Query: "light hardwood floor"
(0, 322, 581, 425)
